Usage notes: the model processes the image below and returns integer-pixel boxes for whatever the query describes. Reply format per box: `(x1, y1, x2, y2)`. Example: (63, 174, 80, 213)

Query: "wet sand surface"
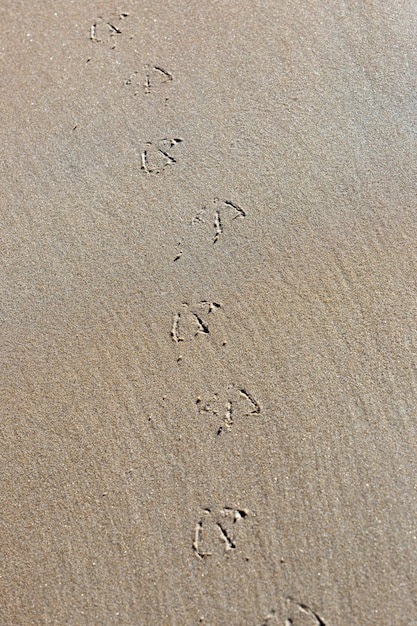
(1, 1, 417, 624)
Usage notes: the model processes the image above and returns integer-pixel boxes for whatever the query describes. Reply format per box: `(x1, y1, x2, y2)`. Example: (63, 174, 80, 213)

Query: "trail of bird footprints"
(89, 13, 177, 174)
(170, 301, 261, 431)
(192, 507, 250, 560)
(89, 11, 264, 590)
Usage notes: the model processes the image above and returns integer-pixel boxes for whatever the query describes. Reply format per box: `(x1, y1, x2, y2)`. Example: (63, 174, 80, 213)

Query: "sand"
(1, 1, 417, 624)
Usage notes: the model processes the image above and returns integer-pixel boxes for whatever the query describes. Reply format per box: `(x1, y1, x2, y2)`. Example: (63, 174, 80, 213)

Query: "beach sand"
(1, 1, 416, 623)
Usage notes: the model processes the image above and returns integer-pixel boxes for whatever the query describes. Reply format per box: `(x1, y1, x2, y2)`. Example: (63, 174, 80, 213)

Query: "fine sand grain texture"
(1, 1, 417, 624)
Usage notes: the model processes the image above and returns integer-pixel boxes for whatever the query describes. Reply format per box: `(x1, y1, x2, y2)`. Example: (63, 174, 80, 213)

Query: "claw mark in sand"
(173, 243, 183, 262)
(200, 301, 221, 313)
(260, 609, 278, 625)
(192, 208, 206, 224)
(171, 312, 183, 343)
(298, 603, 327, 626)
(216, 522, 236, 550)
(192, 313, 209, 335)
(223, 506, 248, 523)
(224, 199, 247, 219)
(217, 400, 233, 435)
(154, 66, 173, 82)
(144, 73, 151, 94)
(90, 23, 100, 42)
(214, 209, 223, 244)
(107, 21, 121, 34)
(140, 149, 150, 173)
(240, 388, 261, 414)
(286, 598, 327, 626)
(193, 521, 212, 560)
